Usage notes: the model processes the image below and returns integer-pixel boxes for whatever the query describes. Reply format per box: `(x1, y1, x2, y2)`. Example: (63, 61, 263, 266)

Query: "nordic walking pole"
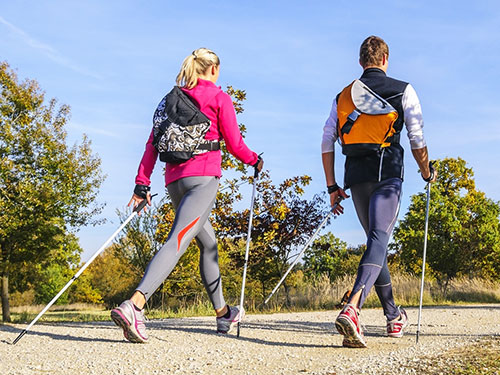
(12, 194, 157, 345)
(237, 163, 260, 338)
(416, 183, 431, 344)
(263, 198, 343, 305)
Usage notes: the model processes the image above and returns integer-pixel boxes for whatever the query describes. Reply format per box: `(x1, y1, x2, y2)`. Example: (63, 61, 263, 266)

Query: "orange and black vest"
(336, 68, 408, 188)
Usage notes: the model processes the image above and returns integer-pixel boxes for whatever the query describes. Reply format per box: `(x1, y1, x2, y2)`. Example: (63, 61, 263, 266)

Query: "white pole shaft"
(19, 211, 138, 334)
(416, 184, 431, 343)
(238, 175, 258, 321)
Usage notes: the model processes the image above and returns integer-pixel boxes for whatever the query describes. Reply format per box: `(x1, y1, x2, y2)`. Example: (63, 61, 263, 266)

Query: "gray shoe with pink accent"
(216, 305, 243, 334)
(111, 300, 148, 343)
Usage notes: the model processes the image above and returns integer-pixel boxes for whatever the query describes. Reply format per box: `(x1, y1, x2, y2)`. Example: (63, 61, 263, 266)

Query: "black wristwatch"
(327, 183, 340, 194)
(422, 161, 435, 182)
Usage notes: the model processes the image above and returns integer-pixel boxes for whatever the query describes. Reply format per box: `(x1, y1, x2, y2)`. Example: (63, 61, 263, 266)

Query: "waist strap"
(198, 141, 220, 151)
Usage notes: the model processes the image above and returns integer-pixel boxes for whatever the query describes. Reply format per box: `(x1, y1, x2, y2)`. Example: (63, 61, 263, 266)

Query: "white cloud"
(68, 122, 120, 138)
(0, 15, 102, 80)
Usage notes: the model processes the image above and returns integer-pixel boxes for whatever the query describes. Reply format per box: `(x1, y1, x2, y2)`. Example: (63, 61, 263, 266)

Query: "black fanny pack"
(152, 86, 220, 164)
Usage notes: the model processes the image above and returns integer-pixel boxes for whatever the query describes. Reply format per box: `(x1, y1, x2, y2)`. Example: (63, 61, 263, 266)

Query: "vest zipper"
(378, 148, 385, 181)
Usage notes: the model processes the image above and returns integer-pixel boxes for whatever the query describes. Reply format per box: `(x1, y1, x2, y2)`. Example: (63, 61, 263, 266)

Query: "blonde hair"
(176, 48, 220, 89)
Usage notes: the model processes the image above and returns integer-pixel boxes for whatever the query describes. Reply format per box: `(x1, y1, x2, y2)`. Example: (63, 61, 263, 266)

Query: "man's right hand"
(421, 161, 437, 183)
(330, 188, 350, 215)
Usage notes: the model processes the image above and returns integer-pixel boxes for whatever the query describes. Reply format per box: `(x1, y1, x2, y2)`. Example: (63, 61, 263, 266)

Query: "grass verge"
(402, 337, 500, 375)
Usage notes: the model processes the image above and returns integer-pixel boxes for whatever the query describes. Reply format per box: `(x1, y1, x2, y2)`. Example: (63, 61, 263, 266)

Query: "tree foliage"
(114, 201, 164, 276)
(393, 157, 500, 293)
(0, 62, 105, 320)
(85, 245, 139, 308)
(241, 172, 328, 302)
(303, 233, 363, 282)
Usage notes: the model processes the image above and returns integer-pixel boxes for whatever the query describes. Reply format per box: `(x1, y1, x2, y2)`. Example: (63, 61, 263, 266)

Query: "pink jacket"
(135, 79, 258, 186)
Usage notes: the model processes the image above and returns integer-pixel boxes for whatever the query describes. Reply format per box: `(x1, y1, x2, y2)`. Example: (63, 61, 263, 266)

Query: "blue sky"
(1, 1, 499, 261)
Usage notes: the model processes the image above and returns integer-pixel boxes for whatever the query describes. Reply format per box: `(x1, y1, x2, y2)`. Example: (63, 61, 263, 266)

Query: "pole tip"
(12, 330, 27, 345)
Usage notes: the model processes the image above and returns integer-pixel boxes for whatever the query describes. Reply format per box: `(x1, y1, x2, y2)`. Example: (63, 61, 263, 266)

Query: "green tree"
(225, 172, 329, 304)
(86, 245, 138, 308)
(0, 62, 104, 321)
(393, 158, 500, 294)
(303, 233, 363, 282)
(114, 200, 164, 276)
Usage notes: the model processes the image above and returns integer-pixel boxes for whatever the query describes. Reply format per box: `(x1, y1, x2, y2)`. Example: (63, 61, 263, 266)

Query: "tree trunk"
(1, 272, 11, 322)
(283, 282, 291, 307)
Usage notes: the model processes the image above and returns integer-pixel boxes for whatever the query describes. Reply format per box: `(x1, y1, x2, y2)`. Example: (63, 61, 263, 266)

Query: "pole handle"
(253, 167, 259, 178)
(253, 153, 263, 178)
(133, 193, 158, 213)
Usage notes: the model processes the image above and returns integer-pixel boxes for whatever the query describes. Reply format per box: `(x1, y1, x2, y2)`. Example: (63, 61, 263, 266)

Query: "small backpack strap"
(341, 109, 361, 135)
(197, 140, 220, 151)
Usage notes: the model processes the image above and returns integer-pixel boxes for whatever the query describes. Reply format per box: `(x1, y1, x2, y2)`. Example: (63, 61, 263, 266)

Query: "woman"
(111, 48, 263, 343)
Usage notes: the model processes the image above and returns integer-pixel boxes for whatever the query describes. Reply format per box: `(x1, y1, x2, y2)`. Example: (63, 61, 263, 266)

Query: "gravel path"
(1, 305, 499, 374)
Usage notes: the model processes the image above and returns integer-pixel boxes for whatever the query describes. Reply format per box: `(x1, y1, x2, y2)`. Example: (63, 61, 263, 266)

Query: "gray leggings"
(136, 176, 225, 310)
(350, 177, 402, 321)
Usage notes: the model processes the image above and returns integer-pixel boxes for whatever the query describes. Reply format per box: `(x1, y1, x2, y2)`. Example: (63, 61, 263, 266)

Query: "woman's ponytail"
(176, 48, 220, 89)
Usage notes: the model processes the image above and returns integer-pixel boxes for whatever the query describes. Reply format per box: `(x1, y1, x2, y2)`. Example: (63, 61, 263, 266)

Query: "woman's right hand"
(255, 157, 264, 172)
(128, 193, 151, 215)
(330, 188, 349, 215)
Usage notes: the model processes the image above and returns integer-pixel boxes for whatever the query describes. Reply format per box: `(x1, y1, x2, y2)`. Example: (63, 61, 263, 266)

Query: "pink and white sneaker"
(387, 307, 408, 338)
(335, 303, 367, 348)
(216, 305, 243, 334)
(111, 300, 148, 343)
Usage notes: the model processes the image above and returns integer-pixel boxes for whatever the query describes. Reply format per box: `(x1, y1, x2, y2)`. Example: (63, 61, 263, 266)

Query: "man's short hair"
(359, 36, 389, 67)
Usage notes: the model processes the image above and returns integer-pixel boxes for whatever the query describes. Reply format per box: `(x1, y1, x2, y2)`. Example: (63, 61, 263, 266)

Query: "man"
(321, 35, 436, 348)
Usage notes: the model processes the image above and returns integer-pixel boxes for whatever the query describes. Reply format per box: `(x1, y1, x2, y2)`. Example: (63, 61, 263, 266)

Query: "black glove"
(252, 155, 263, 177)
(134, 184, 151, 199)
(422, 161, 435, 182)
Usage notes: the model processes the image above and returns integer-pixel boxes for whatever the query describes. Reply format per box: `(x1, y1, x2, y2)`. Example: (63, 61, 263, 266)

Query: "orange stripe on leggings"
(177, 216, 200, 252)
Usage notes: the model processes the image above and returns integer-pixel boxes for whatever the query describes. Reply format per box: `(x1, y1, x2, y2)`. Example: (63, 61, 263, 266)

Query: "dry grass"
(8, 303, 107, 324)
(10, 303, 104, 314)
(265, 273, 500, 312)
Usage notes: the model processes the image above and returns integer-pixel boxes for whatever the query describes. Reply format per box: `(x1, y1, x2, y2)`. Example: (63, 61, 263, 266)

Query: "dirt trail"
(1, 305, 499, 374)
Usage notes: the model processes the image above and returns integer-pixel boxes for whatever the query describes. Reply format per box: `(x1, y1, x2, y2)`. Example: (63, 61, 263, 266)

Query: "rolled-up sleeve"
(402, 84, 426, 149)
(321, 99, 338, 153)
